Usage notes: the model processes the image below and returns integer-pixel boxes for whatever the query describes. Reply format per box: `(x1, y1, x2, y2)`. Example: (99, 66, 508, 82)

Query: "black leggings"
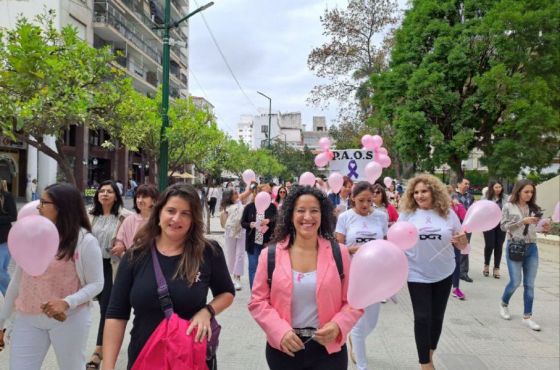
(483, 225, 506, 268)
(266, 342, 347, 370)
(408, 275, 452, 364)
(208, 197, 217, 216)
(96, 258, 113, 346)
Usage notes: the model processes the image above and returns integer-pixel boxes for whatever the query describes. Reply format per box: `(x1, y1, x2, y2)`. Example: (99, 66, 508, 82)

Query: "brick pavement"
(1, 204, 559, 369)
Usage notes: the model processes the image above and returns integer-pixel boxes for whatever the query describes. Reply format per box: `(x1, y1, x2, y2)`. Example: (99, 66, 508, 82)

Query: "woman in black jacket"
(241, 184, 277, 289)
(0, 180, 17, 296)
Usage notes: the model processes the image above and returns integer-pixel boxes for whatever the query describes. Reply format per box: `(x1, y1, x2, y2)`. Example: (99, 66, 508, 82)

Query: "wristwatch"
(205, 304, 216, 319)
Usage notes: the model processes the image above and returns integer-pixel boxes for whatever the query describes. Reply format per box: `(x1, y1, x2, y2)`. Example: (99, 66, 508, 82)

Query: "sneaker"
(381, 299, 388, 303)
(233, 278, 242, 291)
(500, 304, 511, 320)
(452, 288, 466, 300)
(522, 318, 541, 331)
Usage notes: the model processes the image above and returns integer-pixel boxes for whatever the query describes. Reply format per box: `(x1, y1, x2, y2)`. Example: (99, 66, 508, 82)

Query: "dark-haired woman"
(113, 184, 159, 255)
(249, 186, 362, 370)
(483, 181, 507, 278)
(0, 182, 17, 296)
(87, 180, 133, 369)
(102, 184, 235, 370)
(372, 183, 399, 226)
(335, 182, 388, 370)
(221, 188, 245, 291)
(274, 186, 288, 209)
(241, 184, 277, 289)
(499, 179, 550, 331)
(0, 183, 103, 369)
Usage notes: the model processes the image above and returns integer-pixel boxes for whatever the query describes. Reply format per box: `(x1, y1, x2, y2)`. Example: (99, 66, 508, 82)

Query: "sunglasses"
(279, 191, 287, 194)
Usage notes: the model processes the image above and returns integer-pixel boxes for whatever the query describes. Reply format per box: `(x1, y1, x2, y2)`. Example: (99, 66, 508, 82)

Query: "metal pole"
(257, 91, 272, 149)
(157, 2, 214, 192)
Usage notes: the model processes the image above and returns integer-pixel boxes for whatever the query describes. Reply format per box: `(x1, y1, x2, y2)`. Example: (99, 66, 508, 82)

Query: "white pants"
(224, 233, 245, 277)
(350, 303, 381, 370)
(9, 305, 92, 370)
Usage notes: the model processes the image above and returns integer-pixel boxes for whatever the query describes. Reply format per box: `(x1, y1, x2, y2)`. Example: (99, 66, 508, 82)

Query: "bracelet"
(205, 304, 216, 319)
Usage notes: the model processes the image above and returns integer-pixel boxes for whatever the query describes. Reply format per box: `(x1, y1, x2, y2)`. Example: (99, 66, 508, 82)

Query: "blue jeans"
(501, 242, 539, 316)
(0, 242, 11, 296)
(247, 245, 262, 290)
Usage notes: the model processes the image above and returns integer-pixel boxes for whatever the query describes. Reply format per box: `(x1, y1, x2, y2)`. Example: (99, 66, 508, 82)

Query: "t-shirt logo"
(425, 216, 432, 224)
(418, 226, 442, 240)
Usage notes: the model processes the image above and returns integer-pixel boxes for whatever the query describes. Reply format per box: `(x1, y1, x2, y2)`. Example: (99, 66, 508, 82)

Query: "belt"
(293, 328, 316, 337)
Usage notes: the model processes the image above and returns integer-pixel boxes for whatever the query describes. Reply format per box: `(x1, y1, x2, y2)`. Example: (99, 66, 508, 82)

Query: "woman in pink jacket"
(249, 186, 362, 370)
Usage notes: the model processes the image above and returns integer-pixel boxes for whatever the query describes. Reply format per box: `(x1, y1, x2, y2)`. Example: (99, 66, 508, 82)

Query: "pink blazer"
(248, 237, 362, 354)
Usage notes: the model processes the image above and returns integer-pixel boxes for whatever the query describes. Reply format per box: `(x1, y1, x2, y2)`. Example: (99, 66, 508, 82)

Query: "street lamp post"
(257, 91, 272, 149)
(156, 1, 214, 192)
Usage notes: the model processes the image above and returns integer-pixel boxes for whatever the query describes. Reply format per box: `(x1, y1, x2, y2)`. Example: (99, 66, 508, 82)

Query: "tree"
(369, 0, 559, 178)
(0, 13, 126, 185)
(268, 141, 314, 180)
(308, 0, 398, 121)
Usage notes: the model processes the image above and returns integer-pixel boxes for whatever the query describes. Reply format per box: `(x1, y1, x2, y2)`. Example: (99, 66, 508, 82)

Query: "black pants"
(96, 258, 113, 346)
(266, 341, 347, 370)
(208, 197, 217, 216)
(460, 233, 472, 278)
(483, 225, 506, 268)
(408, 275, 452, 364)
(452, 247, 461, 288)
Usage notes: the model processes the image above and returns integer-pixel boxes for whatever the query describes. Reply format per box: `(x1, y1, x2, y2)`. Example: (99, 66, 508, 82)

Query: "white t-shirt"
(399, 209, 462, 283)
(335, 209, 388, 246)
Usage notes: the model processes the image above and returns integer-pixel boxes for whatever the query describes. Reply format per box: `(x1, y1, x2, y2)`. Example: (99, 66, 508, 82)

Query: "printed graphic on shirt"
(418, 226, 442, 241)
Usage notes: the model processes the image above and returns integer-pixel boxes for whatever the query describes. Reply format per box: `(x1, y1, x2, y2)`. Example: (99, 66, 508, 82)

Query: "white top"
(0, 229, 104, 328)
(291, 270, 319, 329)
(399, 209, 462, 283)
(335, 209, 388, 246)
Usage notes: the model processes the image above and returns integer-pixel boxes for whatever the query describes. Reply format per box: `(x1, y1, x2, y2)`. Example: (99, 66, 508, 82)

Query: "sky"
(187, 0, 355, 137)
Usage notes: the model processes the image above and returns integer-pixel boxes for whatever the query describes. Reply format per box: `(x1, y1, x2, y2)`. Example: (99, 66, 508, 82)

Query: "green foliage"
(369, 0, 560, 178)
(268, 141, 314, 180)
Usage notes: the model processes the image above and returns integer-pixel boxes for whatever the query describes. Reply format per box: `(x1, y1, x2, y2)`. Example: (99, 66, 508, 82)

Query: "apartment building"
(0, 0, 190, 197)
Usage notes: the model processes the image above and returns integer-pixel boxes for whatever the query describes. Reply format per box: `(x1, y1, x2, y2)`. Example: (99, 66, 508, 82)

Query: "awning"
(168, 171, 195, 179)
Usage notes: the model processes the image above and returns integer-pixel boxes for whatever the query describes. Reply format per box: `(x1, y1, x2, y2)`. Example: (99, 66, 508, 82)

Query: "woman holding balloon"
(399, 174, 467, 370)
(335, 182, 388, 369)
(249, 186, 362, 370)
(0, 183, 104, 369)
(241, 184, 277, 289)
(371, 183, 399, 226)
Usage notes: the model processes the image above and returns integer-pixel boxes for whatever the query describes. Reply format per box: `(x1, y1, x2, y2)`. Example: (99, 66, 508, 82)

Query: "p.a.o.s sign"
(329, 150, 375, 181)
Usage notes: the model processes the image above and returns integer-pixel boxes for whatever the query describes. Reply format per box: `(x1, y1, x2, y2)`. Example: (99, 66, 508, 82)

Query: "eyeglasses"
(39, 199, 55, 207)
(99, 189, 115, 195)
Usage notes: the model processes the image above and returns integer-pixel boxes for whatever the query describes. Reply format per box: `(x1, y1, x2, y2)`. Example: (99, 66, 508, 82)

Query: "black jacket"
(0, 192, 17, 243)
(241, 202, 277, 254)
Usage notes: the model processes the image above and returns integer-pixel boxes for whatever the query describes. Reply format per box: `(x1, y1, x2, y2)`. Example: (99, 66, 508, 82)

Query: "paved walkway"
(1, 204, 559, 369)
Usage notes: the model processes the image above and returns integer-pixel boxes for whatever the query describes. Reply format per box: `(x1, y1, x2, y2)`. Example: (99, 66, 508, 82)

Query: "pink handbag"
(131, 246, 208, 370)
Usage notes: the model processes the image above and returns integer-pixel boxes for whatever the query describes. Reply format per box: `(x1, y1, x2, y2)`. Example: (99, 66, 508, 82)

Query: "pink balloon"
(383, 177, 393, 188)
(361, 135, 375, 150)
(8, 215, 59, 276)
(272, 186, 280, 199)
(377, 147, 388, 156)
(552, 202, 560, 223)
(377, 154, 391, 168)
(299, 172, 316, 187)
(242, 169, 256, 185)
(462, 200, 502, 233)
(318, 137, 331, 151)
(371, 135, 383, 149)
(387, 222, 419, 251)
(348, 240, 408, 308)
(328, 172, 344, 193)
(17, 200, 40, 220)
(314, 152, 330, 168)
(364, 162, 382, 184)
(255, 192, 272, 213)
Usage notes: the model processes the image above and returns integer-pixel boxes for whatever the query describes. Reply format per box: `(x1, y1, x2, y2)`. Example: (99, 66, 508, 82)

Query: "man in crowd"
(453, 177, 474, 282)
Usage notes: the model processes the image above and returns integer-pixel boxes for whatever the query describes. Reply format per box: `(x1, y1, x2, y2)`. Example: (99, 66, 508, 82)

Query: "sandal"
(493, 268, 500, 279)
(86, 352, 102, 369)
(483, 265, 489, 277)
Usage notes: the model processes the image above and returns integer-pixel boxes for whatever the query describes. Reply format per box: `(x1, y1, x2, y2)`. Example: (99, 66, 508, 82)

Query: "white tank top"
(291, 270, 319, 328)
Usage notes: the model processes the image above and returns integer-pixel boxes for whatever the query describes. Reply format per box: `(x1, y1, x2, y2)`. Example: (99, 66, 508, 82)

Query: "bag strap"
(266, 239, 344, 288)
(151, 243, 174, 319)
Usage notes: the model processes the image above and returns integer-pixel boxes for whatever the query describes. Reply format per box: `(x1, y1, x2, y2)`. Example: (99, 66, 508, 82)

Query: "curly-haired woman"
(249, 186, 362, 370)
(399, 174, 468, 370)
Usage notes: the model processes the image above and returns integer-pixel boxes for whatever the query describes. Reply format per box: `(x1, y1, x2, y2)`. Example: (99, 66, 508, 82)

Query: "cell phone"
(250, 183, 257, 190)
(533, 210, 543, 218)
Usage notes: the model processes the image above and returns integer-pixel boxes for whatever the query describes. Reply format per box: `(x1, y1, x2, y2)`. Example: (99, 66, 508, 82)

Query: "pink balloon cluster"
(314, 137, 334, 168)
(348, 222, 418, 308)
(361, 134, 392, 183)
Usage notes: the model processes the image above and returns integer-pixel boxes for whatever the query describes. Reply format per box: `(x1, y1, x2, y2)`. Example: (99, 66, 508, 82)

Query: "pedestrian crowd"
(0, 173, 552, 370)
